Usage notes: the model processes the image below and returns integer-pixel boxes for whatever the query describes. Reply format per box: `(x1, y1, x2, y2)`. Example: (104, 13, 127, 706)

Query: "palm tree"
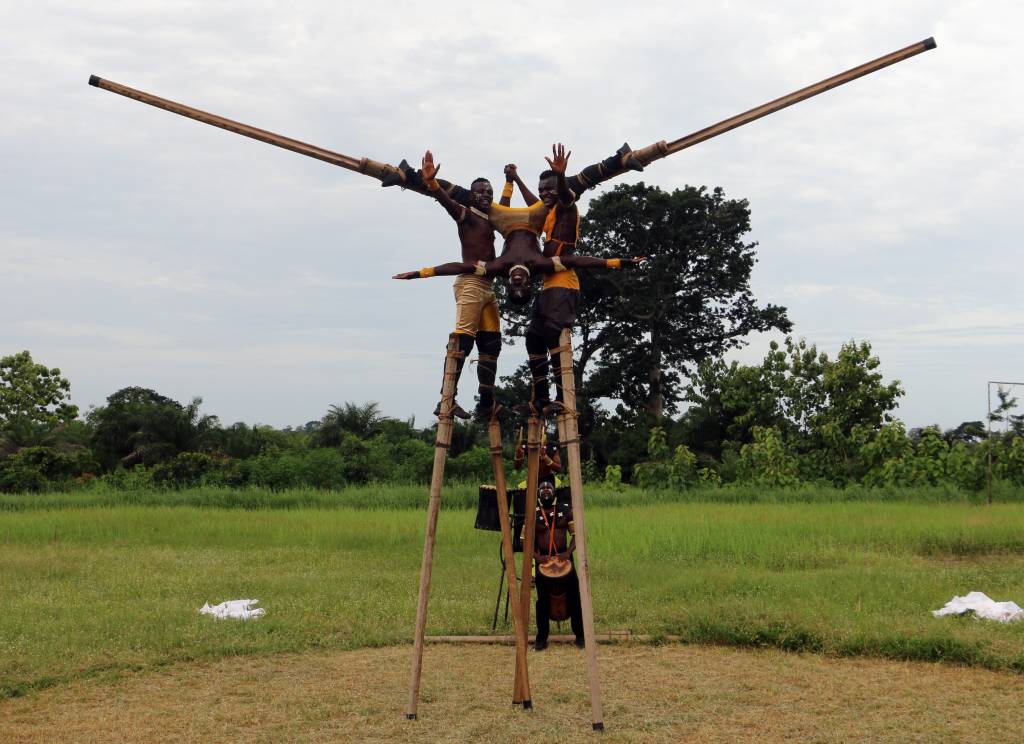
(313, 402, 385, 446)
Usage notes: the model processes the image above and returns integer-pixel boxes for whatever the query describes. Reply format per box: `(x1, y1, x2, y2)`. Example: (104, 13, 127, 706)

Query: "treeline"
(584, 337, 1024, 491)
(2, 342, 1022, 494)
(0, 355, 494, 492)
(4, 184, 1022, 493)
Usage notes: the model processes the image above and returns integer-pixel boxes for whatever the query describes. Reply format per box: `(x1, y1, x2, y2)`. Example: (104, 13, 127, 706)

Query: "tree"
(683, 336, 903, 482)
(943, 420, 986, 444)
(989, 386, 1023, 436)
(682, 344, 789, 457)
(578, 183, 791, 420)
(312, 402, 385, 446)
(88, 387, 218, 470)
(0, 351, 79, 452)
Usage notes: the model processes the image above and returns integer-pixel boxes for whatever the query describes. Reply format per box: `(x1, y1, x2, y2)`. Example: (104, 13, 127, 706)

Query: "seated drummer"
(530, 478, 584, 651)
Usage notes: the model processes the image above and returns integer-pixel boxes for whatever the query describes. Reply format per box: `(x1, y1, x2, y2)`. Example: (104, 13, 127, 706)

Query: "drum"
(538, 556, 574, 622)
(474, 485, 502, 531)
(475, 487, 527, 549)
(509, 488, 526, 527)
(508, 488, 526, 552)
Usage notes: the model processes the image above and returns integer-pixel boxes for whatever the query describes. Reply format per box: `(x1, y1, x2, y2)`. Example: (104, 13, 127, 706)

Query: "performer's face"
(539, 482, 555, 503)
(507, 267, 531, 304)
(538, 175, 558, 207)
(470, 180, 493, 210)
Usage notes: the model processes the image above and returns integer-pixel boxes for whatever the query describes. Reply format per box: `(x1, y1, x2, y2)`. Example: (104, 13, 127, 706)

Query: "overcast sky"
(2, 1, 1021, 430)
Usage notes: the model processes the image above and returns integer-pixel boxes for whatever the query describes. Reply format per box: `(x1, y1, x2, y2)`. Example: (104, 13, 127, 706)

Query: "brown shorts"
(453, 274, 500, 336)
(528, 287, 579, 336)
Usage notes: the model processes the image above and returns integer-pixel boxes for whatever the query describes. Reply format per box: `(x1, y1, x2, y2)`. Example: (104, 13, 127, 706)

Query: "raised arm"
(381, 156, 474, 206)
(503, 164, 539, 206)
(545, 143, 575, 206)
(499, 165, 515, 207)
(564, 143, 645, 197)
(421, 151, 467, 222)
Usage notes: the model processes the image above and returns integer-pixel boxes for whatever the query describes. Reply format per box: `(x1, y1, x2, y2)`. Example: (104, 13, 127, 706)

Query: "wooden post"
(405, 334, 463, 720)
(488, 417, 532, 708)
(556, 328, 604, 731)
(514, 415, 542, 703)
(987, 382, 994, 506)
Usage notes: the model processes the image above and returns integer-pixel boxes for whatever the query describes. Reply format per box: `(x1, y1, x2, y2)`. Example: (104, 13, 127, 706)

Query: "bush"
(149, 452, 223, 488)
(446, 446, 493, 483)
(0, 446, 97, 493)
(736, 427, 799, 487)
(241, 449, 349, 490)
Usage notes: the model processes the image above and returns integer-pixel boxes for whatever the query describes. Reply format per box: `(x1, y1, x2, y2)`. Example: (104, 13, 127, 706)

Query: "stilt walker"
(487, 415, 532, 707)
(406, 334, 464, 720)
(514, 414, 543, 703)
(554, 328, 604, 731)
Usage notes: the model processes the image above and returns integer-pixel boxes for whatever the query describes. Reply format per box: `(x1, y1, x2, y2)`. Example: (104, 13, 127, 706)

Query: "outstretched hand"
(544, 143, 571, 174)
(421, 150, 440, 181)
(393, 271, 419, 280)
(504, 164, 518, 182)
(628, 257, 647, 267)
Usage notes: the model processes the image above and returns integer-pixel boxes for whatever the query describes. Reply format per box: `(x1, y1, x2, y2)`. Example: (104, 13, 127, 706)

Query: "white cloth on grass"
(932, 592, 1024, 623)
(199, 598, 265, 620)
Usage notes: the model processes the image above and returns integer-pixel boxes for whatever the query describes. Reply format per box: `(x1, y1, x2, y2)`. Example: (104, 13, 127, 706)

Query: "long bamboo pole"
(87, 75, 399, 181)
(488, 417, 532, 707)
(514, 416, 542, 705)
(405, 334, 463, 720)
(556, 329, 604, 731)
(626, 37, 936, 167)
(90, 37, 935, 184)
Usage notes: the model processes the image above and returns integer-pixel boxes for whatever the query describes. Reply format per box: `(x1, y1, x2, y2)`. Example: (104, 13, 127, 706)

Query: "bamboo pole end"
(593, 722, 605, 732)
(405, 713, 417, 720)
(88, 74, 101, 87)
(923, 37, 937, 50)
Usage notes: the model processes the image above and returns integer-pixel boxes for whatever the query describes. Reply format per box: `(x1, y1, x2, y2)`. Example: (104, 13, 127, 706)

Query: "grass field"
(3, 492, 1024, 704)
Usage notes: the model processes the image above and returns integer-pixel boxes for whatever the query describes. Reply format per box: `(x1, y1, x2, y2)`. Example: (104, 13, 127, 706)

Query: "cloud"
(1, 0, 1022, 428)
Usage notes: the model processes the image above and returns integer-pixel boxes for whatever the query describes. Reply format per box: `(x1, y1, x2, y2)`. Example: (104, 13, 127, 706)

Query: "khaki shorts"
(453, 274, 500, 336)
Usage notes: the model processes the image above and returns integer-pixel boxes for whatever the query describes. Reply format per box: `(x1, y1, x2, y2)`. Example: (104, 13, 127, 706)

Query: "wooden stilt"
(555, 328, 604, 731)
(405, 334, 463, 720)
(514, 415, 542, 703)
(488, 417, 532, 708)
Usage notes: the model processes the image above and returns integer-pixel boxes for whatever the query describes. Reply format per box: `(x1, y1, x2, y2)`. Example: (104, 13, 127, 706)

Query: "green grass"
(3, 498, 1024, 699)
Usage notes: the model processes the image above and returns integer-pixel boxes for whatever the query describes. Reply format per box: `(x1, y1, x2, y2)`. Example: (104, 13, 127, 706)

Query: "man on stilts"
(418, 151, 504, 422)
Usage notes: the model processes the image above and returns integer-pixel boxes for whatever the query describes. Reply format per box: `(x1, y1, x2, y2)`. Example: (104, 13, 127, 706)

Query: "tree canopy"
(0, 351, 79, 452)
(88, 387, 218, 470)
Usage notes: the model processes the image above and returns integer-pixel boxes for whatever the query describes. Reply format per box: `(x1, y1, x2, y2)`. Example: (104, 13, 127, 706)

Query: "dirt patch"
(2, 644, 1021, 743)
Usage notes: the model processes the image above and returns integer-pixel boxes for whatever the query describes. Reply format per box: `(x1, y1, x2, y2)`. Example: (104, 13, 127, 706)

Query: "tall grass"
(1, 480, 1021, 512)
